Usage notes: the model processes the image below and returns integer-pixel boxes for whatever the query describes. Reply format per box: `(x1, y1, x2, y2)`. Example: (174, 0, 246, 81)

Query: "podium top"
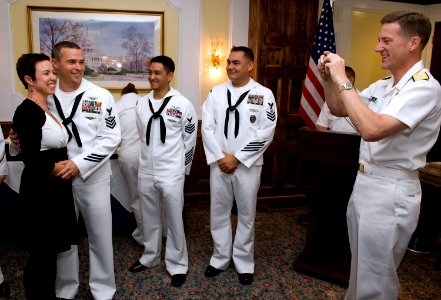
(299, 127, 361, 166)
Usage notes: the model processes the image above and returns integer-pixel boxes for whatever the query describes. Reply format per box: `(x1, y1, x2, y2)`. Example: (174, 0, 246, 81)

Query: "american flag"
(299, 0, 336, 128)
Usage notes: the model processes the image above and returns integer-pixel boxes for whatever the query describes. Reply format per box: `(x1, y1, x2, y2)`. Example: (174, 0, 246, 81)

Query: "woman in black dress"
(13, 53, 78, 299)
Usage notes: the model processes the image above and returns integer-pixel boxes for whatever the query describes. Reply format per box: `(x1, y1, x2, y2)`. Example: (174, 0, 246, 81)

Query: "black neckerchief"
(146, 96, 172, 145)
(53, 92, 85, 147)
(224, 89, 250, 138)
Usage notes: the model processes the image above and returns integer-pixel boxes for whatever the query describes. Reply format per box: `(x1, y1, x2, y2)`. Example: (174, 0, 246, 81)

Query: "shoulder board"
(412, 70, 429, 81)
(382, 75, 392, 80)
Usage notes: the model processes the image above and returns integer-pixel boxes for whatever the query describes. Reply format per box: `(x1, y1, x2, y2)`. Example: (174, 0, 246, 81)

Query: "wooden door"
(430, 22, 441, 83)
(248, 0, 319, 205)
(185, 0, 320, 207)
(427, 22, 440, 161)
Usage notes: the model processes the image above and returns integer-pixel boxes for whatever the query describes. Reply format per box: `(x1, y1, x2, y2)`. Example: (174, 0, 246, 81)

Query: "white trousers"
(345, 171, 421, 300)
(138, 173, 188, 275)
(0, 267, 4, 283)
(209, 164, 262, 274)
(118, 151, 143, 245)
(56, 179, 116, 300)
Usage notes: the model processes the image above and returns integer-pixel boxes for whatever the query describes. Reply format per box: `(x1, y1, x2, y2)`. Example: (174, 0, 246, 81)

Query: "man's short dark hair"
(231, 46, 254, 62)
(345, 66, 356, 78)
(150, 55, 175, 73)
(16, 53, 50, 89)
(52, 41, 81, 60)
(381, 11, 432, 49)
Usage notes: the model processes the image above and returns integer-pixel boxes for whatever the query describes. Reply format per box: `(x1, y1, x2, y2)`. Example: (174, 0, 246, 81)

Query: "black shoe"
(204, 265, 223, 278)
(171, 274, 186, 287)
(238, 273, 253, 285)
(128, 260, 148, 273)
(0, 281, 10, 298)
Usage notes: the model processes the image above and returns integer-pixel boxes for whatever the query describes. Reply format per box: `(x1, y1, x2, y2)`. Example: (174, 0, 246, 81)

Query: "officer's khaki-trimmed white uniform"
(116, 92, 143, 244)
(202, 78, 277, 274)
(136, 88, 197, 275)
(345, 61, 441, 300)
(50, 79, 121, 300)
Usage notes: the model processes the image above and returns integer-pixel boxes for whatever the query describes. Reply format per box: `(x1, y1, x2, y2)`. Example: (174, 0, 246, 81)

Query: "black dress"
(13, 99, 79, 253)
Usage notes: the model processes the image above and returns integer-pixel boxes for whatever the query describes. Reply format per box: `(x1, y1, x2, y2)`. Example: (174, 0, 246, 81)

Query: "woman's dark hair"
(121, 83, 138, 96)
(16, 53, 51, 89)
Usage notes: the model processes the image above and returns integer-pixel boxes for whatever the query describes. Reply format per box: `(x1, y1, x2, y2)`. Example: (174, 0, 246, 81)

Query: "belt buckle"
(359, 163, 365, 172)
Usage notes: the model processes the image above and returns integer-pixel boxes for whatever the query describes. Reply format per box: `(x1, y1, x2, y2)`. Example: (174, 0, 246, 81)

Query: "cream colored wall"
(2, 0, 439, 120)
(9, 0, 178, 100)
(331, 0, 441, 91)
(350, 11, 388, 90)
(201, 0, 230, 102)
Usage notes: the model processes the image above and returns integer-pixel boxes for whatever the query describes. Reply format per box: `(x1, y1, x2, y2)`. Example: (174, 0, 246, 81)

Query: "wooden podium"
(293, 128, 361, 286)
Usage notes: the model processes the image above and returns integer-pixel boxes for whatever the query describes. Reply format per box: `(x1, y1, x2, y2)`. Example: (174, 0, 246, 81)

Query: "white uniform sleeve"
(72, 91, 122, 180)
(202, 91, 225, 165)
(235, 91, 277, 168)
(0, 128, 8, 176)
(316, 102, 332, 128)
(182, 100, 198, 175)
(382, 79, 441, 130)
(136, 99, 143, 142)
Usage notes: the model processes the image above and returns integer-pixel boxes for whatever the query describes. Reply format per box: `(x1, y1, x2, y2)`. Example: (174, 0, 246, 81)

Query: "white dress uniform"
(345, 61, 441, 300)
(49, 79, 121, 300)
(202, 78, 277, 274)
(0, 127, 7, 286)
(116, 92, 143, 245)
(136, 88, 197, 275)
(316, 88, 361, 133)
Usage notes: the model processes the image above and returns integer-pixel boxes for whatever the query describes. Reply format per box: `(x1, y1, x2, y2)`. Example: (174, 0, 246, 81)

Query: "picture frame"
(27, 6, 164, 92)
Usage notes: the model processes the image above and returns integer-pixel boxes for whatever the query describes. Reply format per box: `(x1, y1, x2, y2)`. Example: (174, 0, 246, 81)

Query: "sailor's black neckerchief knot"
(146, 96, 172, 145)
(224, 89, 250, 138)
(53, 92, 85, 147)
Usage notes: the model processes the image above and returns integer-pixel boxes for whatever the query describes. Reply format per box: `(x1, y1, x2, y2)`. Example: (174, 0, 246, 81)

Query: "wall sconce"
(206, 40, 224, 70)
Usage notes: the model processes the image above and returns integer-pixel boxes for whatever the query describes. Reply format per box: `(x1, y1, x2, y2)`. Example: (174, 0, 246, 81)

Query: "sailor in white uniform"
(202, 46, 277, 285)
(319, 12, 441, 300)
(316, 66, 361, 133)
(128, 56, 197, 288)
(116, 83, 143, 245)
(49, 41, 120, 300)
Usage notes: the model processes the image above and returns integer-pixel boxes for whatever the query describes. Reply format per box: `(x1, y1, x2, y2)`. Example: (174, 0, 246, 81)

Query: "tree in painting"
(39, 18, 86, 56)
(121, 25, 153, 73)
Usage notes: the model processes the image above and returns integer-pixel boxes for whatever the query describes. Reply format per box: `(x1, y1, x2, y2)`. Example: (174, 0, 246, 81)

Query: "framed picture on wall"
(27, 6, 164, 92)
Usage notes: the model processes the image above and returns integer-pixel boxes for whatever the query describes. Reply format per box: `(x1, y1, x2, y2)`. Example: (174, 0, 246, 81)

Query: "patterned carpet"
(1, 203, 441, 299)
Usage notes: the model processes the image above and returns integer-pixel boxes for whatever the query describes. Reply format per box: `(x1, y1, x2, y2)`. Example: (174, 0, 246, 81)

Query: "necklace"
(28, 97, 62, 128)
(29, 97, 49, 112)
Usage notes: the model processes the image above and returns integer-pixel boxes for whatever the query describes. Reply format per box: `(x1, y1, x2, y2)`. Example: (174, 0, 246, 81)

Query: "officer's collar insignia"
(382, 75, 392, 80)
(412, 70, 429, 81)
